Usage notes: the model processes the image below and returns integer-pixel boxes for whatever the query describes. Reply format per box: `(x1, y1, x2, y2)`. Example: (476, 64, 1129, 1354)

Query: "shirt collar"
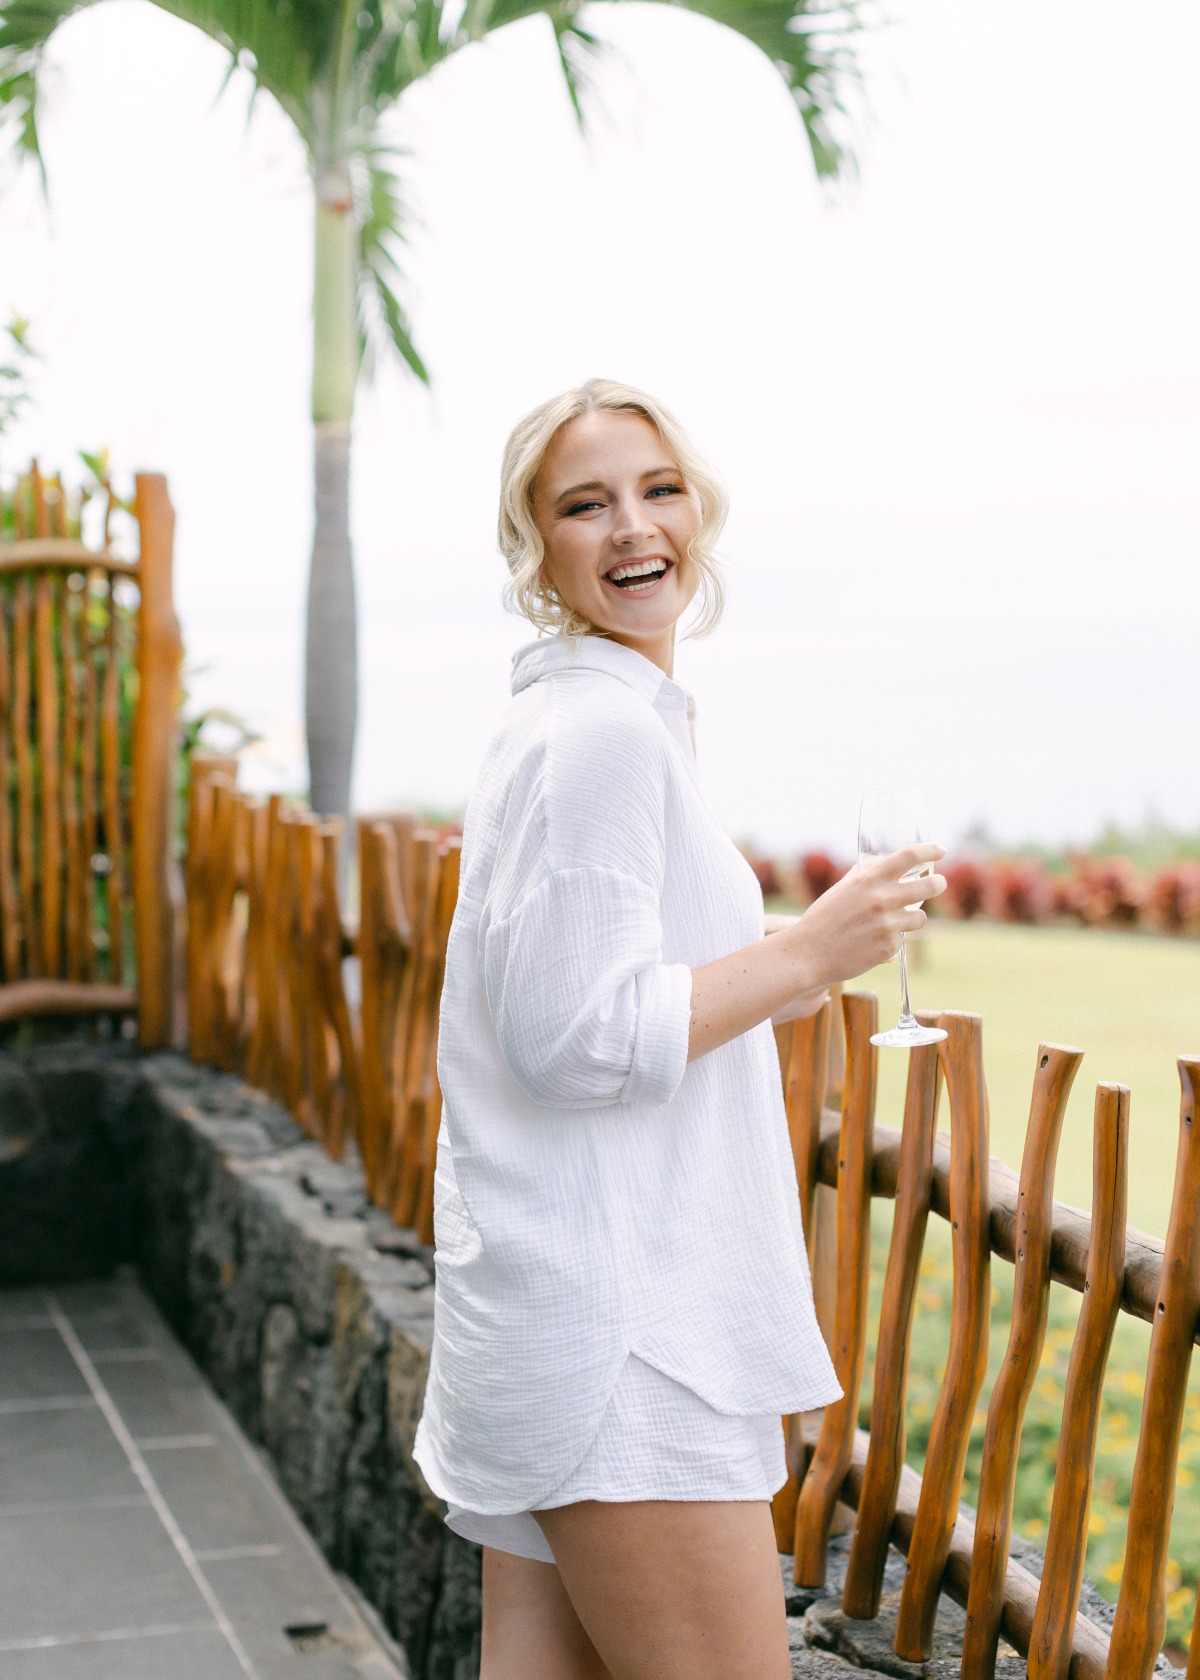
(511, 634, 692, 716)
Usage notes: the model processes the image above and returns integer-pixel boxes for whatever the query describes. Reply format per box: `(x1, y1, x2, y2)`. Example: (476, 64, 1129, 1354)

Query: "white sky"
(2, 0, 1197, 854)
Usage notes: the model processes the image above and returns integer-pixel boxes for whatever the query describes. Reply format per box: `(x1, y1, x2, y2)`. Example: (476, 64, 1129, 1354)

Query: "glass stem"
(897, 934, 916, 1025)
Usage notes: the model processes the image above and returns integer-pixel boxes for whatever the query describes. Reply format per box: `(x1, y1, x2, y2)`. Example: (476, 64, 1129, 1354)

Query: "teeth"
(608, 559, 668, 582)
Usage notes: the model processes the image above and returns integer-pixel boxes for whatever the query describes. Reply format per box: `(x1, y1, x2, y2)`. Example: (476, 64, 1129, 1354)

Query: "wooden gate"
(0, 462, 181, 1044)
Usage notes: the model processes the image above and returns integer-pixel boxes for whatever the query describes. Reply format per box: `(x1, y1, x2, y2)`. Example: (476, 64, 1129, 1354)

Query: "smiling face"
(532, 409, 702, 675)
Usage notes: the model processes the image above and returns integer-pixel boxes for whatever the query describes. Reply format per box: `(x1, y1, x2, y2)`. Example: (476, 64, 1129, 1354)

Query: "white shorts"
(444, 1353, 787, 1564)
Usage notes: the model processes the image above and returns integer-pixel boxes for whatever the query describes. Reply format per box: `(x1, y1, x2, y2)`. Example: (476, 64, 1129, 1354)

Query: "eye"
(647, 482, 684, 499)
(565, 499, 603, 516)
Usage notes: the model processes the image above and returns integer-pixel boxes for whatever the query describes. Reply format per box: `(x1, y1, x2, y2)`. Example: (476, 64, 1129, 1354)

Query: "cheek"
(542, 526, 600, 596)
(672, 498, 702, 560)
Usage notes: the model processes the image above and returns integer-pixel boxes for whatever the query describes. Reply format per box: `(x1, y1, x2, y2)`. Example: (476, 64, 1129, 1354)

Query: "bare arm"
(687, 844, 946, 1061)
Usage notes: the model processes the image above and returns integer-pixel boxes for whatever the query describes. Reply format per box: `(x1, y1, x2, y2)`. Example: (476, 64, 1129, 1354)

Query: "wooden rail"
(771, 993, 1200, 1679)
(0, 462, 180, 1042)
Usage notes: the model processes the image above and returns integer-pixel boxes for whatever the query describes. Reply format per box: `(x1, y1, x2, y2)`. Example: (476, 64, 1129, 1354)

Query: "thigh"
(481, 1545, 613, 1680)
(532, 1501, 791, 1680)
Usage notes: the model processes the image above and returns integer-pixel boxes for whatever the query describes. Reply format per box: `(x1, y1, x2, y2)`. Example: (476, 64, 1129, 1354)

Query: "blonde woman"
(412, 380, 945, 1680)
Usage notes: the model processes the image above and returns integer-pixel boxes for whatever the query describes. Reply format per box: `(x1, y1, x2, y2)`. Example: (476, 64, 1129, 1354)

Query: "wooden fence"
(771, 992, 1200, 1680)
(184, 764, 1200, 1678)
(184, 755, 459, 1243)
(0, 462, 181, 1044)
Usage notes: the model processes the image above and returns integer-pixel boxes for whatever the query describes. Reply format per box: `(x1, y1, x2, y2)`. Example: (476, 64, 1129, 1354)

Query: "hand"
(787, 843, 947, 987)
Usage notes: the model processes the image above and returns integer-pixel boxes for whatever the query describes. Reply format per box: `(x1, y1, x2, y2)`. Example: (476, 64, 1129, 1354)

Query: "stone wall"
(131, 1052, 483, 1680)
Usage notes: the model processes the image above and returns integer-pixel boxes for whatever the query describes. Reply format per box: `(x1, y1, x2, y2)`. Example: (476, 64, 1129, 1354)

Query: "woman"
(412, 380, 944, 1680)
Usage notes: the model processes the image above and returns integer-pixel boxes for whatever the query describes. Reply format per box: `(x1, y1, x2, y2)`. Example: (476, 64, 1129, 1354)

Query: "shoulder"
(540, 674, 671, 870)
(545, 670, 671, 771)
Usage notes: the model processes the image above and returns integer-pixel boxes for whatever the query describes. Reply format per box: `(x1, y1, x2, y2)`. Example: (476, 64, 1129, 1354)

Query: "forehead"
(539, 410, 675, 490)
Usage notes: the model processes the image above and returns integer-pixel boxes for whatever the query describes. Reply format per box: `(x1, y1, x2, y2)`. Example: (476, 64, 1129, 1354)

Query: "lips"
(603, 558, 672, 592)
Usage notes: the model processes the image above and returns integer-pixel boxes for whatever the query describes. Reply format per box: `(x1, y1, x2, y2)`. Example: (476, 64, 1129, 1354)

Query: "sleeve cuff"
(621, 961, 693, 1107)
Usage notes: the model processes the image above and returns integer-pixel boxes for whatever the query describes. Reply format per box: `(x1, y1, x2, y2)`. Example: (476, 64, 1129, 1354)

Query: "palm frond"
(548, 7, 608, 130)
(355, 141, 428, 383)
(0, 0, 94, 182)
(476, 0, 864, 178)
(146, 0, 323, 141)
(649, 0, 866, 177)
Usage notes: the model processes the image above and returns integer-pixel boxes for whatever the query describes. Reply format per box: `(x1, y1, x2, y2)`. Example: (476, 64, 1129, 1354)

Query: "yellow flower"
(1087, 1511, 1107, 1536)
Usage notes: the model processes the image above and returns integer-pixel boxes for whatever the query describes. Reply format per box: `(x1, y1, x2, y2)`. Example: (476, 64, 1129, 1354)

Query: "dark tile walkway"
(0, 1276, 409, 1679)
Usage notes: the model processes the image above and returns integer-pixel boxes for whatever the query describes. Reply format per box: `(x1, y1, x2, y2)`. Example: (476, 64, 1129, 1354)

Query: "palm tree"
(0, 0, 865, 818)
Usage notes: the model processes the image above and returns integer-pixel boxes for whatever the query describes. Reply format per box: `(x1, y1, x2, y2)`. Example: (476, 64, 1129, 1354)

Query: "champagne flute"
(857, 787, 947, 1049)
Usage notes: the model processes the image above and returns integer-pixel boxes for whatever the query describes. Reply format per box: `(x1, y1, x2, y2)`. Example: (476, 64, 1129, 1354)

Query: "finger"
(884, 870, 947, 905)
(901, 907, 928, 933)
(888, 842, 945, 875)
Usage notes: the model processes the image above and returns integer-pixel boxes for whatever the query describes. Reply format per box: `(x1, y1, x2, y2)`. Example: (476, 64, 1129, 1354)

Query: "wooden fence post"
(895, 1012, 991, 1663)
(1107, 1058, 1200, 1680)
(771, 1001, 834, 1551)
(962, 1043, 1083, 1679)
(184, 753, 237, 1058)
(794, 990, 879, 1585)
(132, 473, 183, 1045)
(843, 1014, 943, 1618)
(1028, 1082, 1129, 1680)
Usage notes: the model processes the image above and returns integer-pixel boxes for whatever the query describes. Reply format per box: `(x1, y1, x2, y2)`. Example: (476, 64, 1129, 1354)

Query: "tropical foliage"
(0, 0, 868, 816)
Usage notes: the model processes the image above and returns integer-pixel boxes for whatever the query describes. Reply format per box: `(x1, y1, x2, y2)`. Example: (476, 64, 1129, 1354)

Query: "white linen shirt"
(412, 633, 840, 1514)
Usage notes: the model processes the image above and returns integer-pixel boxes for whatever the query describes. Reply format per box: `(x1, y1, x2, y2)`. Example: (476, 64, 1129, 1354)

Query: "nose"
(610, 492, 657, 547)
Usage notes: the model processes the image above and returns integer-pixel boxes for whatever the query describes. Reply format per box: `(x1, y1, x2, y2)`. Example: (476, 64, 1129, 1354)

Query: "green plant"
(0, 314, 35, 442)
(1, 0, 869, 822)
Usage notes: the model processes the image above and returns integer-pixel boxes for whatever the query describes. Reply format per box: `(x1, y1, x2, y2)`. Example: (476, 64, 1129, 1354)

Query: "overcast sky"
(2, 0, 1197, 854)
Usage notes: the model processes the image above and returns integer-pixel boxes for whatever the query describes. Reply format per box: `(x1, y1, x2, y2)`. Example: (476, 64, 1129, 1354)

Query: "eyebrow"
(553, 466, 682, 504)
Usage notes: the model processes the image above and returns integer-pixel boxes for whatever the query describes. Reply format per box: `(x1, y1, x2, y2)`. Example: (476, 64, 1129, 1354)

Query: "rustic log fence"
(185, 786, 1200, 1676)
(771, 990, 1200, 1680)
(0, 461, 180, 1043)
(184, 755, 459, 1244)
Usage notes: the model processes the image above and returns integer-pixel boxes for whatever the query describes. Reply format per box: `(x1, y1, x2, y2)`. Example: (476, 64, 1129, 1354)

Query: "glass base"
(870, 1021, 948, 1049)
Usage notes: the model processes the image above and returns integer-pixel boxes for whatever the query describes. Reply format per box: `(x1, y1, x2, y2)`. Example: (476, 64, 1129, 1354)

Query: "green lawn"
(798, 918, 1200, 1652)
(850, 918, 1200, 1235)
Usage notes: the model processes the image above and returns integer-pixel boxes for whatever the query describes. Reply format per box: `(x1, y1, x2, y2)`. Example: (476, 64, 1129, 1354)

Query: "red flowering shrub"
(941, 860, 986, 919)
(985, 860, 1054, 924)
(800, 850, 849, 903)
(1051, 873, 1092, 922)
(742, 850, 783, 897)
(1149, 862, 1200, 933)
(1055, 857, 1145, 928)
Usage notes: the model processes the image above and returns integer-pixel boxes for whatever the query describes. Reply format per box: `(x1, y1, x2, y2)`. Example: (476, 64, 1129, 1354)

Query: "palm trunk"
(307, 420, 356, 818)
(306, 181, 358, 818)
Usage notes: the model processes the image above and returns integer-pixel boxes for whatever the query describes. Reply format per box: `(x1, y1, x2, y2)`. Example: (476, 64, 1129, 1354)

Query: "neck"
(604, 625, 676, 679)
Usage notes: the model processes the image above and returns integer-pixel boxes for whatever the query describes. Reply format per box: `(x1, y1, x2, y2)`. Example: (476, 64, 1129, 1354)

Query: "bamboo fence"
(0, 462, 180, 1043)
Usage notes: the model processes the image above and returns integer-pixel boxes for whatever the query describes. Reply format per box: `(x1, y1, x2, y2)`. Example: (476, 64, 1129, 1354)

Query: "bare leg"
(481, 1545, 613, 1680)
(533, 1500, 791, 1680)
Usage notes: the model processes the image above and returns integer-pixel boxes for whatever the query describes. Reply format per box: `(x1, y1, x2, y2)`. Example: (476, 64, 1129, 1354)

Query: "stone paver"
(0, 1275, 409, 1680)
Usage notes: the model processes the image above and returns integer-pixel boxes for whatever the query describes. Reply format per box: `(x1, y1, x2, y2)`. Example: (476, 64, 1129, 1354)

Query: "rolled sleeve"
(623, 958, 693, 1106)
(482, 866, 692, 1110)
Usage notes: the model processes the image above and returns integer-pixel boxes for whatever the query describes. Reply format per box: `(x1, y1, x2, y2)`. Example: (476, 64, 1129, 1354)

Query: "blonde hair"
(498, 378, 727, 640)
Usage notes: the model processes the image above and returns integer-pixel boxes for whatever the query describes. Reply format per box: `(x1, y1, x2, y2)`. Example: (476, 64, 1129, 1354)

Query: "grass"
(841, 917, 1200, 1235)
(791, 918, 1200, 1652)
